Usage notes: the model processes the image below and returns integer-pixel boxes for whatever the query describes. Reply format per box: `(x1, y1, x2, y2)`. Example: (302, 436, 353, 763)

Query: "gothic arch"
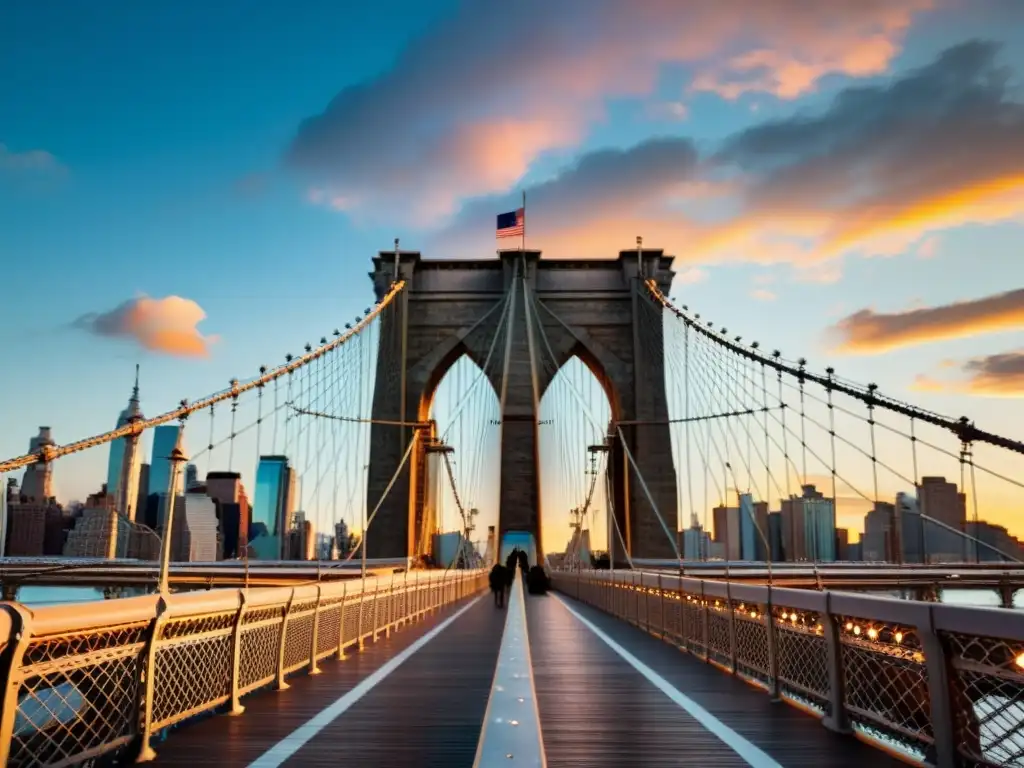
(364, 249, 679, 562)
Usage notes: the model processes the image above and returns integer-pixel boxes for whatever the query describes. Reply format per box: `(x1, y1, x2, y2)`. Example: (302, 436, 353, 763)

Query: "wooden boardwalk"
(531, 593, 908, 768)
(148, 588, 910, 768)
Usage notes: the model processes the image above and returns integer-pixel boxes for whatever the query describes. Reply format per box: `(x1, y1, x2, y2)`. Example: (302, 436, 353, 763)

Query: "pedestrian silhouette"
(489, 563, 509, 608)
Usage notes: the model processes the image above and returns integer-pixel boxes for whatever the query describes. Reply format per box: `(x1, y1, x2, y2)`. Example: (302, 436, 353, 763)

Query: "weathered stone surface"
(365, 249, 679, 560)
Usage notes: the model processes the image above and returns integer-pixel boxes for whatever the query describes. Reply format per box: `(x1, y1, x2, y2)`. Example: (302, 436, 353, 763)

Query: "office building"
(105, 368, 145, 520)
(780, 485, 836, 562)
(738, 494, 770, 561)
(681, 524, 711, 560)
(863, 502, 897, 562)
(250, 455, 296, 559)
(167, 492, 219, 562)
(64, 493, 130, 558)
(918, 477, 967, 562)
(206, 471, 251, 559)
(149, 425, 184, 498)
(20, 427, 55, 502)
(712, 504, 741, 560)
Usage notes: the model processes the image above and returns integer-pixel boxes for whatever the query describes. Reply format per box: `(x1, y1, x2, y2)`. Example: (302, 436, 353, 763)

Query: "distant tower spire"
(115, 365, 145, 521)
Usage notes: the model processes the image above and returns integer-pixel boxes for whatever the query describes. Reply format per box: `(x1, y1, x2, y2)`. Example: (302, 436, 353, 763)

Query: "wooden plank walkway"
(152, 594, 499, 767)
(534, 593, 909, 768)
(277, 594, 505, 767)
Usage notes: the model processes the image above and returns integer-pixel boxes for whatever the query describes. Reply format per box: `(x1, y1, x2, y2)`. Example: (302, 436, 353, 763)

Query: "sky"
(2, 1, 1024, 552)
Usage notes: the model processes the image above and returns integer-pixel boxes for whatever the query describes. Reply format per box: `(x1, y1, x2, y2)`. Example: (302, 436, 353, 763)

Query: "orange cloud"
(74, 295, 217, 358)
(830, 289, 1024, 354)
(751, 288, 776, 301)
(913, 352, 1024, 397)
(287, 0, 933, 218)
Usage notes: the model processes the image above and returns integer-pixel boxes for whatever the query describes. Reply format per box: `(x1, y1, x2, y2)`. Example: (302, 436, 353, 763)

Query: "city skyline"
(2, 2, 1023, 550)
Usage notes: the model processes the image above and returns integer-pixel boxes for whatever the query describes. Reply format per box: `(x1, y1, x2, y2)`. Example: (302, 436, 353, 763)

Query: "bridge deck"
(533, 594, 906, 768)
(150, 589, 906, 768)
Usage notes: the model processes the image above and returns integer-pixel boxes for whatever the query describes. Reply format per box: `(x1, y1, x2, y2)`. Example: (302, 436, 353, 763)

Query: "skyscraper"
(250, 455, 295, 559)
(149, 425, 184, 497)
(106, 367, 145, 519)
(21, 427, 55, 502)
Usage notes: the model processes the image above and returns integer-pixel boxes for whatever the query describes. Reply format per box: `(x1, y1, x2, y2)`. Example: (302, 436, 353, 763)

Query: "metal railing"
(552, 569, 1024, 768)
(0, 569, 487, 766)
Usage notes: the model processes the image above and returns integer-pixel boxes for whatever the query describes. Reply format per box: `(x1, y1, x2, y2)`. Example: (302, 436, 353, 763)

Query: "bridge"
(1, 248, 1023, 766)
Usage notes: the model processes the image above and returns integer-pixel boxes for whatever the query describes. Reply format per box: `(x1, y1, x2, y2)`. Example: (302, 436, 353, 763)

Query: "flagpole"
(521, 189, 526, 252)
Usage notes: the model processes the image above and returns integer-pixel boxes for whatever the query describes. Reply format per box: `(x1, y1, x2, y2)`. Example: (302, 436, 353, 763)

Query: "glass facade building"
(250, 455, 294, 559)
(149, 425, 183, 497)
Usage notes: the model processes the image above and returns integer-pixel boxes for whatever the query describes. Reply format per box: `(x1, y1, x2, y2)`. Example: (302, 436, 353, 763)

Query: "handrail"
(0, 567, 487, 765)
(553, 569, 1024, 768)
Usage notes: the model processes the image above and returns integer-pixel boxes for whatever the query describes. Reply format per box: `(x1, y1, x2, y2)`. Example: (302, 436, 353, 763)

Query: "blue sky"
(2, 1, 1023, 550)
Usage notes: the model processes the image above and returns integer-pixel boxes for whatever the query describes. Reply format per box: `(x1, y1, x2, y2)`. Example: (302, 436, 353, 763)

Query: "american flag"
(496, 208, 525, 238)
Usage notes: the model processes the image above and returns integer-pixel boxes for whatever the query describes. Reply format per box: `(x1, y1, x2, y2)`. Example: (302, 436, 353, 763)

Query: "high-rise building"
(780, 485, 836, 562)
(136, 463, 150, 518)
(168, 493, 219, 562)
(918, 477, 967, 562)
(964, 521, 1022, 562)
(863, 501, 897, 562)
(64, 493, 130, 558)
(251, 456, 295, 559)
(149, 425, 184, 498)
(185, 463, 200, 491)
(681, 524, 711, 560)
(20, 427, 55, 502)
(895, 492, 924, 563)
(106, 367, 145, 520)
(712, 504, 741, 560)
(738, 494, 770, 561)
(206, 471, 250, 559)
(767, 512, 784, 562)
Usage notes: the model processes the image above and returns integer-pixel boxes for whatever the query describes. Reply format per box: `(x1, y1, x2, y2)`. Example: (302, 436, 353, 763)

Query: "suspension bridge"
(0, 247, 1022, 767)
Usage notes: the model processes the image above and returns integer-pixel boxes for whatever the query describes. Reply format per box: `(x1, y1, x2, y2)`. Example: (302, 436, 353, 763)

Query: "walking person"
(489, 563, 508, 608)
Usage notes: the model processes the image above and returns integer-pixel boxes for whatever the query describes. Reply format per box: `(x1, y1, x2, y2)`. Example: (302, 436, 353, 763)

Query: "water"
(15, 585, 106, 607)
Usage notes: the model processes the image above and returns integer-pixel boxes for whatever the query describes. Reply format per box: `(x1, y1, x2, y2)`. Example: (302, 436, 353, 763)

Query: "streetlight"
(158, 425, 188, 595)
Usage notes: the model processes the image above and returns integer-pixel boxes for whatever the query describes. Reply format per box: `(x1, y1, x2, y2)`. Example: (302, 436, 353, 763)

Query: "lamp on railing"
(158, 421, 189, 595)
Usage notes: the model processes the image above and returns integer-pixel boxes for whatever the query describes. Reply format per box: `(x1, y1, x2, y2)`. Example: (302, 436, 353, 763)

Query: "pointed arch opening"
(425, 354, 501, 565)
(538, 355, 613, 562)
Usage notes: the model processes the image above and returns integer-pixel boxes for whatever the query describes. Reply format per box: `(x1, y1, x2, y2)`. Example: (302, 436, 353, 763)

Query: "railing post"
(400, 571, 409, 628)
(136, 596, 168, 762)
(820, 592, 850, 733)
(308, 585, 322, 675)
(228, 591, 247, 715)
(336, 583, 349, 661)
(371, 582, 380, 643)
(763, 586, 781, 702)
(700, 581, 710, 661)
(657, 574, 665, 639)
(384, 573, 394, 638)
(0, 605, 32, 767)
(726, 584, 738, 674)
(276, 589, 295, 691)
(919, 607, 957, 768)
(357, 579, 366, 651)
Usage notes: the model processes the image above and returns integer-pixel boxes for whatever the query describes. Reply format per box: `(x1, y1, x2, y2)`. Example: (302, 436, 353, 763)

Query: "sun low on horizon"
(2, 0, 1023, 551)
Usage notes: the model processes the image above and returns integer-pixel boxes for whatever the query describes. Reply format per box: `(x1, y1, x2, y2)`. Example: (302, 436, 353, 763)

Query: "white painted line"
(472, 573, 547, 768)
(248, 596, 483, 768)
(552, 595, 785, 768)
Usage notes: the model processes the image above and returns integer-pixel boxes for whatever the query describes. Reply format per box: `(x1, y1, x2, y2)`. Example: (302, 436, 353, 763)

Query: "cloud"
(715, 40, 1024, 260)
(425, 38, 1024, 276)
(913, 351, 1024, 397)
(74, 296, 217, 358)
(287, 0, 930, 220)
(830, 288, 1024, 354)
(751, 288, 777, 301)
(675, 267, 708, 285)
(0, 143, 66, 176)
(433, 137, 702, 253)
